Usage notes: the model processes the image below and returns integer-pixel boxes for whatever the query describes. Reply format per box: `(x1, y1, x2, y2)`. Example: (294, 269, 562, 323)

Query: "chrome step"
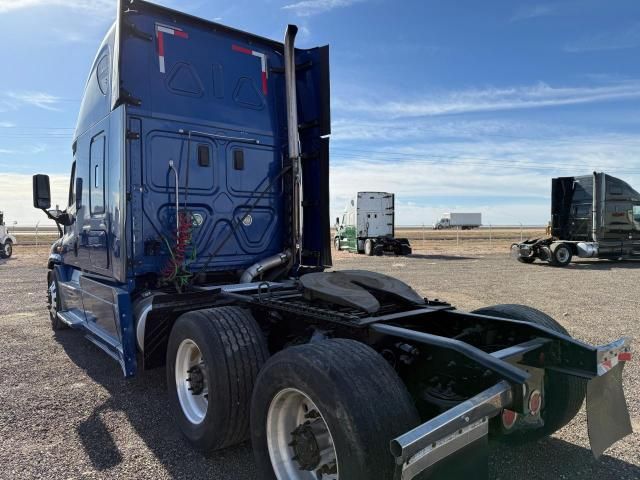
(57, 311, 84, 327)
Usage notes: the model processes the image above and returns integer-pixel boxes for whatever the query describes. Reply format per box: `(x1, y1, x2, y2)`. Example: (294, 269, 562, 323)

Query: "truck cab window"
(90, 135, 106, 215)
(633, 206, 640, 229)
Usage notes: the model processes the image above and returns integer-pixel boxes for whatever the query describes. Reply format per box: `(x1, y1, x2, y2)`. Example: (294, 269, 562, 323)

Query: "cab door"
(77, 120, 110, 273)
(86, 130, 109, 271)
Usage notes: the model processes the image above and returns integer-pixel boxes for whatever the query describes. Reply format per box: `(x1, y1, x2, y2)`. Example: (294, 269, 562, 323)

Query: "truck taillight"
(501, 409, 518, 429)
(528, 390, 542, 416)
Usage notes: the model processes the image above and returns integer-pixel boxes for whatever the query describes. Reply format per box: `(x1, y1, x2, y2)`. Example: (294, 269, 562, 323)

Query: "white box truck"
(434, 212, 482, 230)
(334, 192, 411, 255)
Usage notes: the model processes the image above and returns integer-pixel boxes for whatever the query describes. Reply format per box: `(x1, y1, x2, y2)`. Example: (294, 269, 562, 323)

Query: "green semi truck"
(334, 191, 411, 255)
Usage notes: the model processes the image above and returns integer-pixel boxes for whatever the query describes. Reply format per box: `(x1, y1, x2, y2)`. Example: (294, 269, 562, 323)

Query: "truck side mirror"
(33, 174, 52, 210)
(75, 178, 83, 210)
(335, 217, 340, 225)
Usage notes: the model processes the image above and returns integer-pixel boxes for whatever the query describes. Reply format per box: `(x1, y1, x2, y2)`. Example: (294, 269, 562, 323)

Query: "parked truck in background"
(512, 172, 640, 267)
(334, 191, 411, 256)
(0, 211, 16, 259)
(434, 212, 482, 230)
(31, 2, 633, 479)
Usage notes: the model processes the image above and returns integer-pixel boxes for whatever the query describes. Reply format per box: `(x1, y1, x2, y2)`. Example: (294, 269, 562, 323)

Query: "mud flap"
(587, 362, 633, 458)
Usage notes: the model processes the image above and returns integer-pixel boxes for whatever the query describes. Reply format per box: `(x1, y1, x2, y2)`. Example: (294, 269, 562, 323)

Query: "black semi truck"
(513, 172, 640, 266)
(32, 2, 632, 479)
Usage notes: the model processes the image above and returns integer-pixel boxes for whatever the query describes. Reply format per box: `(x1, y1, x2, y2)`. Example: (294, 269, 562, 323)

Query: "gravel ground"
(0, 247, 638, 479)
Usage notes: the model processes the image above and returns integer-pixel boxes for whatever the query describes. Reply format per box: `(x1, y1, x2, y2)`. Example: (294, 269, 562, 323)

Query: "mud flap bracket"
(391, 381, 513, 480)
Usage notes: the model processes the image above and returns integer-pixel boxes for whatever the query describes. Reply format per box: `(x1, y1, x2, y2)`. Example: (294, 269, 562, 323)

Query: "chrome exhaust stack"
(284, 24, 303, 266)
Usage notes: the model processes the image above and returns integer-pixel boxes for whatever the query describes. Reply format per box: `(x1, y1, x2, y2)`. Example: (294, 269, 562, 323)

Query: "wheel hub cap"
(290, 421, 321, 470)
(187, 365, 205, 395)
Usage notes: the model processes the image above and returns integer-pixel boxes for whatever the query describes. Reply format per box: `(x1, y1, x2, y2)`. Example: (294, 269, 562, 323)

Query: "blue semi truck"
(32, 2, 632, 479)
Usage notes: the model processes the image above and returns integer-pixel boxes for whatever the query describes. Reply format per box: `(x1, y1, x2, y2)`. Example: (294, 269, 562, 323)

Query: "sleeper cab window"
(96, 54, 110, 96)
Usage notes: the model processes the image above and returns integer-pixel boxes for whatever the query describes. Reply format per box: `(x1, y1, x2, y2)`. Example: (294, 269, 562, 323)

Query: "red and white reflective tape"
(598, 349, 632, 376)
(156, 23, 189, 73)
(232, 44, 268, 95)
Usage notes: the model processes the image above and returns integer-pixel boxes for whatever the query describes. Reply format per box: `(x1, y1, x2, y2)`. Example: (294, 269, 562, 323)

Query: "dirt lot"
(1, 244, 638, 479)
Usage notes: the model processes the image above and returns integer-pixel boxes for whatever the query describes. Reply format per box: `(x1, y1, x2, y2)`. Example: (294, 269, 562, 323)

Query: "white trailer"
(334, 192, 411, 255)
(434, 212, 482, 230)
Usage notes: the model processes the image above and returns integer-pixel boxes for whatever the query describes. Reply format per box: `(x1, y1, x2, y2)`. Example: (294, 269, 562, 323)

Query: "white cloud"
(0, 173, 68, 226)
(510, 4, 557, 22)
(333, 81, 640, 118)
(0, 0, 112, 14)
(283, 0, 365, 17)
(6, 91, 62, 111)
(565, 23, 640, 53)
(329, 132, 640, 225)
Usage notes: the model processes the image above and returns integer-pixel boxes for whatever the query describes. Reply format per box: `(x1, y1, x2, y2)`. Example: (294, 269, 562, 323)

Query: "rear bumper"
(391, 337, 632, 480)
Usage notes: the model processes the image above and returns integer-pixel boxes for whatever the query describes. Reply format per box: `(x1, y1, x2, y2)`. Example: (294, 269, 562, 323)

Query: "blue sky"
(1, 0, 640, 225)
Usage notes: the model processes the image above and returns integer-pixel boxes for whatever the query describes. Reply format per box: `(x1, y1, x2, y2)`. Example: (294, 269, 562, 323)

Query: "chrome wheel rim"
(556, 248, 570, 263)
(266, 388, 338, 480)
(175, 339, 209, 425)
(3, 243, 11, 256)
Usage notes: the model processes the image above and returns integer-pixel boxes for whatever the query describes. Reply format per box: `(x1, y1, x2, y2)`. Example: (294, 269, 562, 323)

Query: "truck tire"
(364, 238, 374, 256)
(0, 240, 12, 258)
(47, 270, 67, 331)
(250, 339, 419, 480)
(550, 243, 572, 267)
(471, 304, 585, 442)
(436, 224, 443, 230)
(395, 239, 412, 256)
(334, 237, 340, 251)
(167, 307, 269, 452)
(517, 256, 535, 264)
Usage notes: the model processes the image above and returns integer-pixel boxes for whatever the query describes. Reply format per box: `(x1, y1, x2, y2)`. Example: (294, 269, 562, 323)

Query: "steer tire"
(364, 238, 374, 256)
(471, 304, 586, 442)
(1, 240, 12, 258)
(167, 307, 269, 453)
(47, 270, 67, 331)
(550, 243, 572, 267)
(251, 339, 419, 480)
(333, 237, 340, 251)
